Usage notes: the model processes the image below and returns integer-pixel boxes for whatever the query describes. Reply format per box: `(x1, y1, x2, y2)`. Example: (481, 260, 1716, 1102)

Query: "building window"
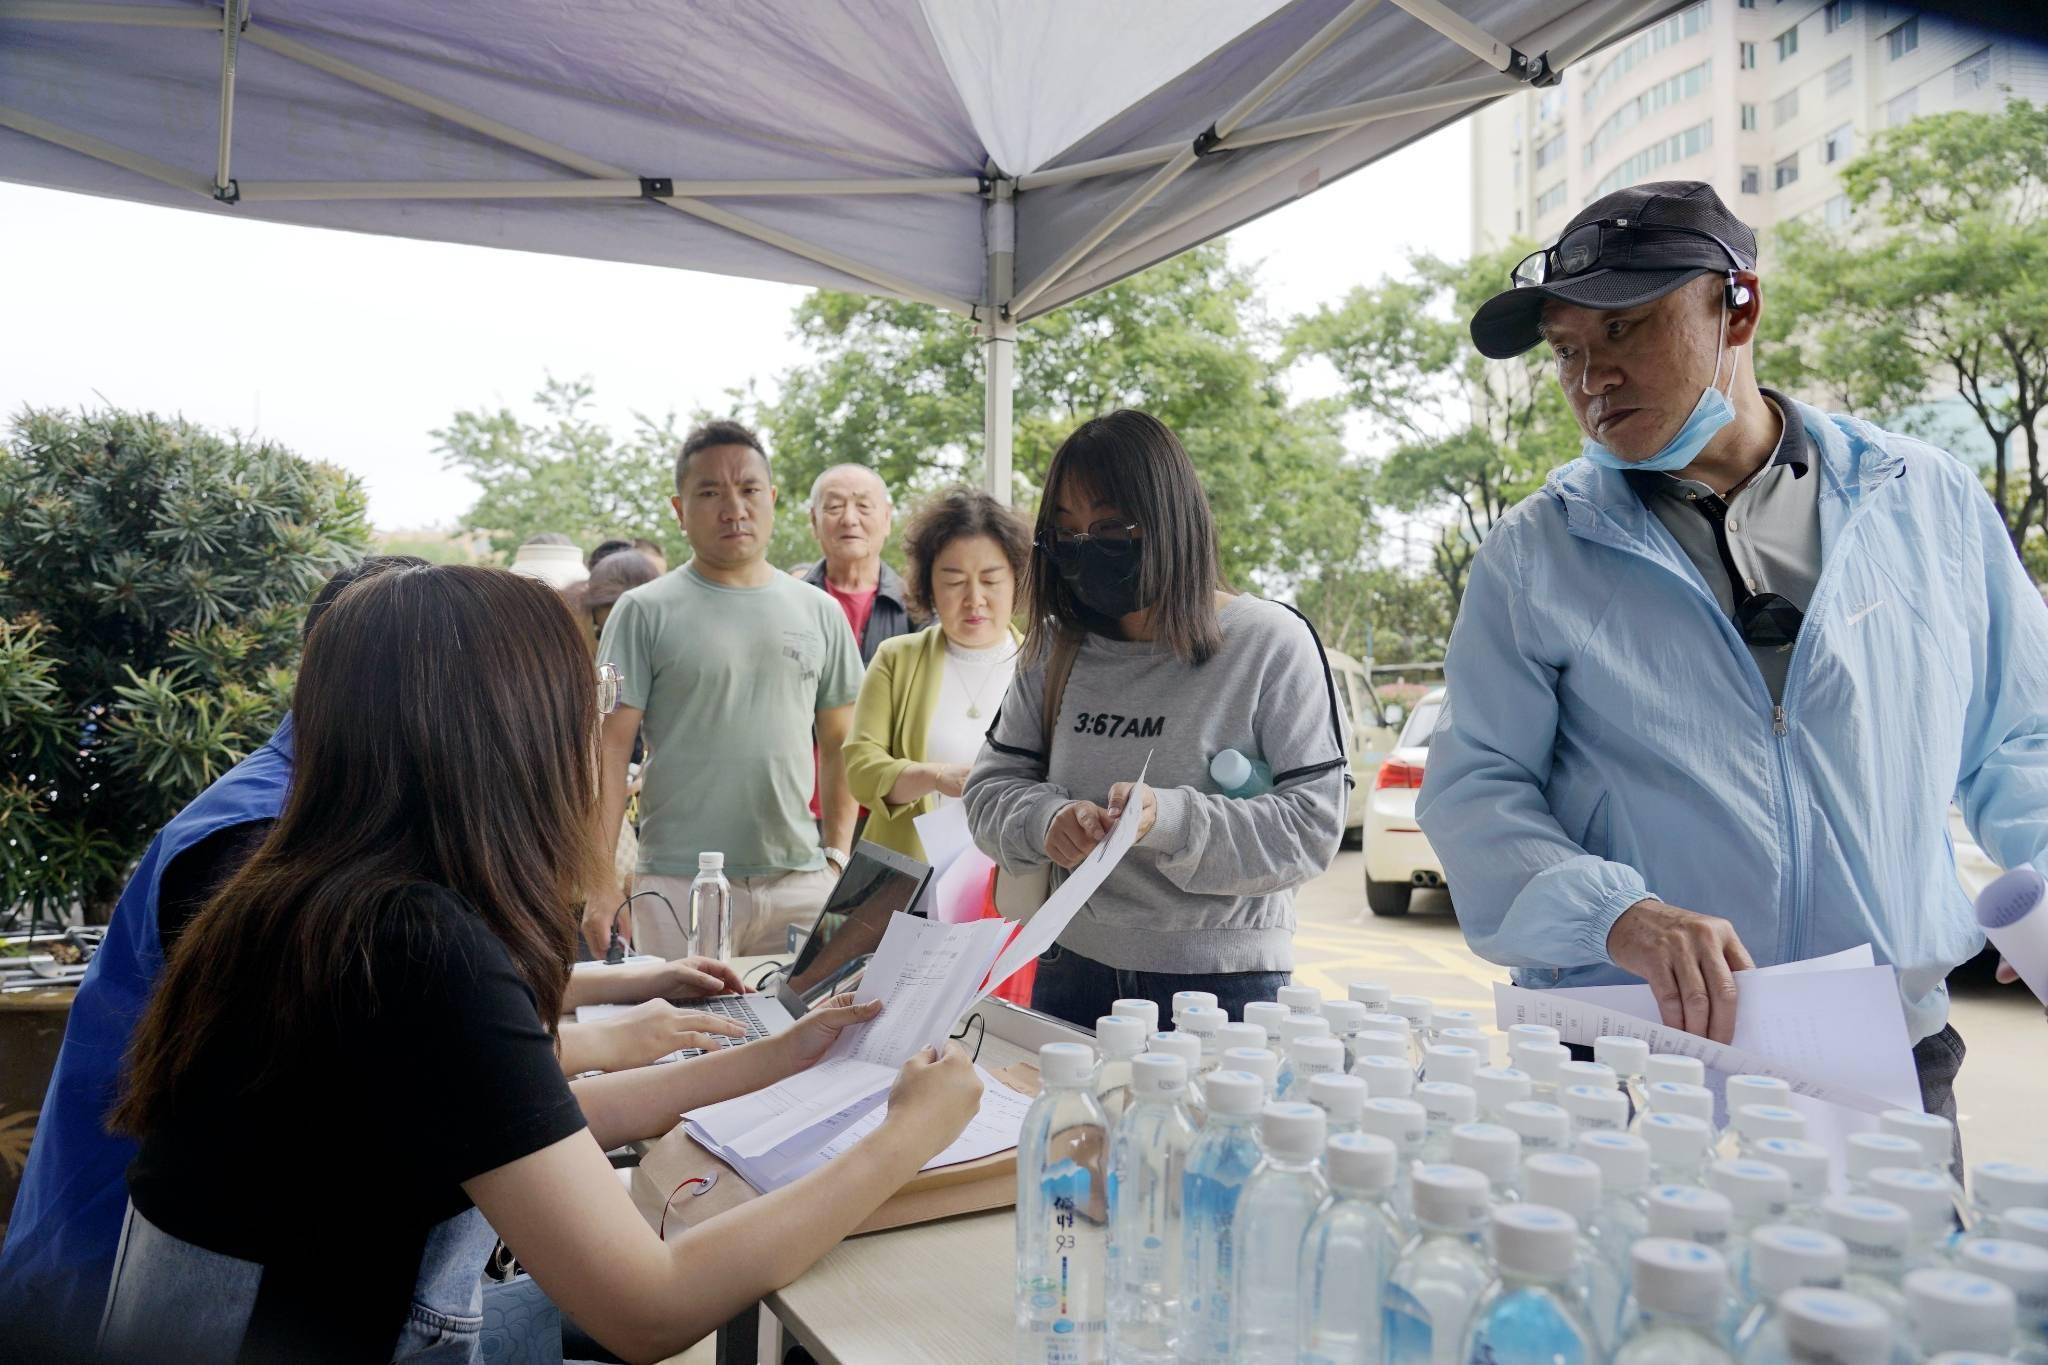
(1886, 87, 1918, 126)
(1825, 193, 1853, 226)
(1537, 88, 1566, 124)
(1823, 0, 1854, 32)
(1954, 45, 1993, 96)
(1824, 123, 1855, 162)
(1886, 16, 1918, 59)
(1826, 56, 1853, 95)
(1741, 164, 1762, 193)
(1536, 181, 1570, 216)
(1582, 1, 1711, 110)
(1774, 89, 1801, 125)
(1741, 102, 1759, 130)
(1775, 152, 1801, 188)
(1591, 120, 1715, 198)
(1535, 132, 1567, 171)
(1583, 59, 1715, 167)
(1776, 25, 1799, 60)
(1740, 41, 1757, 69)
(1739, 0, 1755, 7)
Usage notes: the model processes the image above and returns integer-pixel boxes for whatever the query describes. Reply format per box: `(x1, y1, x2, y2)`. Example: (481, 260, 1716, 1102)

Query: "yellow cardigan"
(842, 623, 1022, 863)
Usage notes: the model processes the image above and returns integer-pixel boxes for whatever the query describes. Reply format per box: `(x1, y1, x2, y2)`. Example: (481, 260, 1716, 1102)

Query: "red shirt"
(812, 580, 877, 818)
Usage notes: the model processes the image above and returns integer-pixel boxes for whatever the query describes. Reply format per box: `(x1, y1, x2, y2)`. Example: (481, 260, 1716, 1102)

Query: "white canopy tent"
(0, 0, 1679, 498)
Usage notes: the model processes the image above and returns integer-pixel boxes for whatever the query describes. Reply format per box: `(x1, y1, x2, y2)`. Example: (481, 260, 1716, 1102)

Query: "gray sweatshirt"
(964, 595, 1349, 974)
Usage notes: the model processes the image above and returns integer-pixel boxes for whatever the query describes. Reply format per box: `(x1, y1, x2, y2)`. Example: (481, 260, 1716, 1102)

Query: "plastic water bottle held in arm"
(1107, 1054, 1197, 1365)
(1615, 1239, 1737, 1365)
(1016, 1042, 1110, 1365)
(1464, 1204, 1601, 1365)
(1230, 1103, 1330, 1364)
(687, 851, 731, 961)
(1178, 1070, 1265, 1365)
(1383, 1163, 1495, 1365)
(1299, 1133, 1403, 1365)
(1209, 747, 1273, 798)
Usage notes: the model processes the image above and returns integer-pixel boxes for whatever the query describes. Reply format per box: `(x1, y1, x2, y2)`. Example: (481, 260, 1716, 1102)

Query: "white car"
(1363, 687, 1446, 917)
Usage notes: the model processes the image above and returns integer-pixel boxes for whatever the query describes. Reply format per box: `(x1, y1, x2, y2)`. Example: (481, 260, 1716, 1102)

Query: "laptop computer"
(675, 840, 932, 1053)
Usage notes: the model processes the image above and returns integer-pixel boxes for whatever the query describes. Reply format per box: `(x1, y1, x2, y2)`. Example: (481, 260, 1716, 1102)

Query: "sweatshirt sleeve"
(964, 658, 1073, 874)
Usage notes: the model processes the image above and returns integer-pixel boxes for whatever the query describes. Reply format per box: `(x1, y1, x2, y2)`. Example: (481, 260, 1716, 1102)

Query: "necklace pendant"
(967, 704, 981, 718)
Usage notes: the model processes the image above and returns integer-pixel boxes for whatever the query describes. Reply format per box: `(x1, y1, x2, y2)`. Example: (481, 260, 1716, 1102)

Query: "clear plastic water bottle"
(1016, 1042, 1110, 1365)
(1213, 1021, 1264, 1058)
(1417, 1082, 1480, 1164)
(1511, 1041, 1571, 1104)
(1322, 998, 1370, 1069)
(1243, 1000, 1290, 1052)
(1361, 1097, 1430, 1230)
(1093, 1014, 1148, 1124)
(1644, 1082, 1719, 1128)
(1504, 1100, 1574, 1158)
(1423, 1043, 1484, 1088)
(1475, 1066, 1536, 1123)
(1299, 1133, 1402, 1365)
(1435, 1007, 1483, 1033)
(1178, 1070, 1264, 1365)
(1752, 1139, 1832, 1229)
(1649, 1184, 1737, 1256)
(1230, 1102, 1330, 1364)
(1560, 1059, 1620, 1095)
(1383, 1163, 1495, 1365)
(1438, 1026, 1497, 1064)
(1825, 1194, 1916, 1330)
(1869, 1168, 1965, 1268)
(1565, 1083, 1632, 1137)
(1846, 1135, 1928, 1194)
(1350, 981, 1395, 1012)
(1597, 1036, 1653, 1115)
(1112, 997, 1160, 1035)
(1732, 1106, 1810, 1159)
(1904, 1268, 2021, 1361)
(1284, 1036, 1346, 1104)
(1576, 1133, 1655, 1346)
(1616, 1239, 1737, 1365)
(1170, 991, 1218, 1029)
(1465, 1203, 1601, 1365)
(1522, 1153, 1624, 1353)
(2006, 1210, 2048, 1254)
(1176, 1004, 1227, 1073)
(1276, 1015, 1334, 1098)
(1739, 1286, 1892, 1365)
(1645, 1054, 1708, 1088)
(1355, 1029, 1414, 1065)
(1278, 982, 1324, 1017)
(1146, 1032, 1206, 1125)
(687, 851, 732, 961)
(1452, 1122, 1524, 1204)
(1721, 1077, 1795, 1155)
(1308, 1072, 1368, 1141)
(1971, 1165, 2048, 1243)
(1507, 1023, 1562, 1053)
(1390, 996, 1436, 1058)
(1953, 1239, 2048, 1365)
(1358, 1054, 1419, 1100)
(1881, 1110, 1958, 1177)
(1221, 1045, 1279, 1102)
(1642, 1113, 1718, 1187)
(1732, 1226, 1849, 1351)
(1363, 1010, 1417, 1056)
(1210, 748, 1273, 798)
(1107, 1053, 1197, 1365)
(1709, 1158, 1795, 1297)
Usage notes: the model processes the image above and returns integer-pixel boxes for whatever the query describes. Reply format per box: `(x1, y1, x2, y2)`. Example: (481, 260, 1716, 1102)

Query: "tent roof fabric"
(0, 0, 1677, 320)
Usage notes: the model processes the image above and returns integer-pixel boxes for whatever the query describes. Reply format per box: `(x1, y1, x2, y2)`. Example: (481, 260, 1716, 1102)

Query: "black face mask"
(1050, 539, 1145, 620)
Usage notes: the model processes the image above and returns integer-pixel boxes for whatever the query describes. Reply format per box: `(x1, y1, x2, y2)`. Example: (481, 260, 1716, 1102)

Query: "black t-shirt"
(155, 819, 274, 953)
(126, 885, 586, 1361)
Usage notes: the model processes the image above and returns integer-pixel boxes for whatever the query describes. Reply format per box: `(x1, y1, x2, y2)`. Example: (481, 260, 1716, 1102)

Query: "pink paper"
(932, 846, 996, 925)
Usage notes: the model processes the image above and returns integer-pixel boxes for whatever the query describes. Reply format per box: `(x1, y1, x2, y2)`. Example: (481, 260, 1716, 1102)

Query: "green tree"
(0, 407, 369, 921)
(1764, 100, 2048, 572)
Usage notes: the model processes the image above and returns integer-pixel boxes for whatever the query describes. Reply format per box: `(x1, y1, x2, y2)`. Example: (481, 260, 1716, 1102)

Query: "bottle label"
(1383, 1285, 1434, 1365)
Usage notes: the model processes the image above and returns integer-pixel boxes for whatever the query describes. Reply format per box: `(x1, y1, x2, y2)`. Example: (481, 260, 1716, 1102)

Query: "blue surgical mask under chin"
(1580, 306, 1737, 473)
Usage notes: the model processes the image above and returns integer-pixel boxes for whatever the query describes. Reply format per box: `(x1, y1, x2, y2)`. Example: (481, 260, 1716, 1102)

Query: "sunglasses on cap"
(1511, 217, 1752, 289)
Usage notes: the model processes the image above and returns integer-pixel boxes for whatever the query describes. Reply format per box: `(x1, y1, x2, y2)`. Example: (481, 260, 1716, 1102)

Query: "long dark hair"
(1023, 409, 1226, 666)
(114, 565, 607, 1135)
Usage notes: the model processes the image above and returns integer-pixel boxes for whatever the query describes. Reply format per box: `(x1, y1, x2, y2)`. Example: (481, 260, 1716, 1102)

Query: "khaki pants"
(630, 865, 840, 961)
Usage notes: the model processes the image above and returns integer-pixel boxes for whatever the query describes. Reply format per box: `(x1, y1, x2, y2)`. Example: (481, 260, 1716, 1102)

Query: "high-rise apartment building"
(1472, 3, 2048, 255)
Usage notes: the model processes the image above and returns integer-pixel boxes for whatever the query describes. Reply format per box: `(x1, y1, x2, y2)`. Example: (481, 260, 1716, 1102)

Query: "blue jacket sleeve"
(1416, 520, 1653, 971)
(1954, 485, 2048, 881)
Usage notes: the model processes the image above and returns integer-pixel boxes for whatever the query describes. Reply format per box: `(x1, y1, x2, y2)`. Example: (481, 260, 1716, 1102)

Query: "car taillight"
(1374, 759, 1426, 790)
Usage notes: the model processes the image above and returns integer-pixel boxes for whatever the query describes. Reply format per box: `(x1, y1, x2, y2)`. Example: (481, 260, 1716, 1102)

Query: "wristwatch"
(824, 846, 849, 871)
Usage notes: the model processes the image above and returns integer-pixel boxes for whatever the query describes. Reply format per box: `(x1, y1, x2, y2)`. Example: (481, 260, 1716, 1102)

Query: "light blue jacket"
(1417, 398, 2048, 1042)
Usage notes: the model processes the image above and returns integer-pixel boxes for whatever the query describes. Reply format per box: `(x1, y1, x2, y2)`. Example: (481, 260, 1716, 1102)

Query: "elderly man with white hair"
(796, 463, 921, 664)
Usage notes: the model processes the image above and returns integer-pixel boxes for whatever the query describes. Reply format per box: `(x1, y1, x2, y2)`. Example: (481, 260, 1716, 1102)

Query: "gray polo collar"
(1647, 387, 1811, 506)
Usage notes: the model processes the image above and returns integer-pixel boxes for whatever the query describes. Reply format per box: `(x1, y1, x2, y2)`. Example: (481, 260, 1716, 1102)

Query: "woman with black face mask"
(963, 409, 1352, 1027)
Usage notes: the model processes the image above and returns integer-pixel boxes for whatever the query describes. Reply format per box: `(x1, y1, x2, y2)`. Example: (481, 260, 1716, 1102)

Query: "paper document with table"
(685, 774, 1149, 1186)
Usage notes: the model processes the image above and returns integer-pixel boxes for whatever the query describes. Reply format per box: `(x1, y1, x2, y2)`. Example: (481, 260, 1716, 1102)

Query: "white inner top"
(927, 636, 1020, 805)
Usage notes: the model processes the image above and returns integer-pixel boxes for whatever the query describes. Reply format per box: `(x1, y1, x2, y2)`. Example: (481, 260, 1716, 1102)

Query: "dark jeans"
(1030, 944, 1292, 1031)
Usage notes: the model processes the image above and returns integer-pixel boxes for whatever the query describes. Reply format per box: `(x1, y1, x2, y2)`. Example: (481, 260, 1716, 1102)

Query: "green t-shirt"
(597, 562, 863, 877)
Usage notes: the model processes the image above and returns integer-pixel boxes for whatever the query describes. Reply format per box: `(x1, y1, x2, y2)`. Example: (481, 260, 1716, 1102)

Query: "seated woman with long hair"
(103, 564, 978, 1364)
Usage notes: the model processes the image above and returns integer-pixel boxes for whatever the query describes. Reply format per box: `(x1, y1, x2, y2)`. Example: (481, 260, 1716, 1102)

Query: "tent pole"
(0, 2, 218, 26)
(0, 103, 213, 197)
(981, 178, 1017, 505)
(212, 0, 242, 200)
(1383, 0, 1523, 74)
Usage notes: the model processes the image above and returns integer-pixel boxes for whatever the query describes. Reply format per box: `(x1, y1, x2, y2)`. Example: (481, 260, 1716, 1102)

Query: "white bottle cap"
(1038, 1041, 1096, 1086)
(1522, 1153, 1602, 1222)
(1779, 1287, 1894, 1365)
(1645, 1053, 1707, 1087)
(1202, 1068, 1265, 1117)
(1130, 1052, 1187, 1100)
(1975, 1163, 2048, 1215)
(1562, 1084, 1629, 1132)
(1422, 1044, 1483, 1087)
(1210, 748, 1253, 789)
(1360, 1011, 1412, 1040)
(1595, 1035, 1650, 1077)
(1243, 1000, 1290, 1044)
(1576, 1131, 1652, 1193)
(1502, 1100, 1572, 1153)
(1558, 1060, 1618, 1092)
(1435, 1008, 1482, 1030)
(1417, 1081, 1479, 1128)
(1170, 990, 1218, 1023)
(1735, 1104, 1809, 1143)
(1280, 1015, 1334, 1048)
(1390, 995, 1434, 1029)
(1215, 1022, 1267, 1055)
(1509, 1040, 1569, 1086)
(1927, 1356, 2026, 1365)
(1726, 1074, 1793, 1111)
(1177, 1004, 1226, 1044)
(1222, 1046, 1279, 1091)
(1349, 981, 1393, 1010)
(1493, 1203, 1581, 1279)
(1755, 1137, 1832, 1203)
(1847, 1132, 1926, 1180)
(1630, 1238, 1729, 1319)
(1645, 1080, 1716, 1124)
(1359, 1097, 1428, 1155)
(1259, 1101, 1327, 1161)
(1451, 1122, 1521, 1185)
(1308, 1072, 1369, 1126)
(1278, 983, 1324, 1015)
(1473, 1066, 1534, 1115)
(1110, 998, 1160, 1033)
(1322, 998, 1369, 1035)
(2005, 1209, 2048, 1250)
(1824, 1195, 1913, 1257)
(1352, 1029, 1411, 1061)
(1437, 1026, 1496, 1059)
(1750, 1225, 1850, 1297)
(1326, 1132, 1398, 1195)
(1710, 1158, 1794, 1223)
(1291, 1036, 1346, 1080)
(1870, 1168, 1959, 1239)
(1641, 1111, 1714, 1165)
(1412, 1163, 1492, 1231)
(1354, 1054, 1416, 1098)
(1881, 1109, 1956, 1169)
(1507, 1022, 1562, 1050)
(1146, 1031, 1203, 1071)
(1647, 1184, 1735, 1247)
(1094, 1014, 1148, 1061)
(1906, 1269, 2019, 1354)
(1955, 1239, 2048, 1312)
(697, 850, 725, 870)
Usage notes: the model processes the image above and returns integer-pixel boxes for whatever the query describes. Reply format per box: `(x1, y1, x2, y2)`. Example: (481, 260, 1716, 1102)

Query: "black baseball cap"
(1469, 180, 1759, 359)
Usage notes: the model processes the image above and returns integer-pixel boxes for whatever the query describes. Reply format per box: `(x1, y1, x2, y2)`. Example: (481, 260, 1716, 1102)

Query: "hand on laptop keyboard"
(593, 1000, 747, 1069)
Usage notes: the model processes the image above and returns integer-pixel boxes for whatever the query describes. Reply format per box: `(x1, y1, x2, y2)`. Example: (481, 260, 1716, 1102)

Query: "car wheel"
(1365, 878, 1413, 918)
(1339, 824, 1363, 851)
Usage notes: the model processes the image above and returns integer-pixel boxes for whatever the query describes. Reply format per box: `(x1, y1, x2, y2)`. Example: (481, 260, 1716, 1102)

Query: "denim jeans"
(1029, 944, 1293, 1030)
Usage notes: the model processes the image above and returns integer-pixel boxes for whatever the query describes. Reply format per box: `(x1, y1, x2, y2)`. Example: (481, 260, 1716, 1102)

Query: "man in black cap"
(1417, 181, 2048, 1150)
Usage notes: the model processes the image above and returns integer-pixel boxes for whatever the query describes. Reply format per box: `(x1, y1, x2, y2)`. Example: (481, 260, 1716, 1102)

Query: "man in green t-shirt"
(587, 420, 864, 959)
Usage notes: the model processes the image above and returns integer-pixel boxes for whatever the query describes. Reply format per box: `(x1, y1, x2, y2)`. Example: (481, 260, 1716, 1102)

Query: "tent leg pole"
(982, 319, 1016, 505)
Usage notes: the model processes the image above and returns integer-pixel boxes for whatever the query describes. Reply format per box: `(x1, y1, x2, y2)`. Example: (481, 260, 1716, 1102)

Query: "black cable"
(949, 1011, 987, 1063)
(746, 960, 786, 989)
(606, 890, 683, 964)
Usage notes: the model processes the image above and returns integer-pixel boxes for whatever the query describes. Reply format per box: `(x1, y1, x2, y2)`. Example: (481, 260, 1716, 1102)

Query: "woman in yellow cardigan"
(843, 487, 1030, 862)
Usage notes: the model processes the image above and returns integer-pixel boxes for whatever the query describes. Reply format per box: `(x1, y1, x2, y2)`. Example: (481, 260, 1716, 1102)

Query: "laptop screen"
(782, 841, 932, 1005)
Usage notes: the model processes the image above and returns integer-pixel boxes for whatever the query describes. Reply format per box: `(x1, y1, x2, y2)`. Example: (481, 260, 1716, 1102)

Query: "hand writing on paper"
(1106, 781, 1157, 842)
(1606, 899, 1756, 1045)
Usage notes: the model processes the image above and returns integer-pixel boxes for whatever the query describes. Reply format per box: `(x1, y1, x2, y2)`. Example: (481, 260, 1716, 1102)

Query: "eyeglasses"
(1736, 592, 1804, 650)
(1511, 218, 1750, 290)
(597, 661, 623, 715)
(1036, 518, 1142, 556)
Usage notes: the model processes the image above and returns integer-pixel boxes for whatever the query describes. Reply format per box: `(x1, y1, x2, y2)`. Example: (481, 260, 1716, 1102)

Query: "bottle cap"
(1221, 1046, 1279, 1091)
(1955, 1239, 2048, 1312)
(1094, 1014, 1148, 1060)
(1412, 1163, 1491, 1230)
(1509, 1040, 1569, 1086)
(1422, 1044, 1482, 1086)
(1575, 1131, 1652, 1193)
(1502, 1100, 1572, 1153)
(1779, 1287, 1894, 1364)
(2001, 1208, 2048, 1250)
(1647, 1184, 1735, 1247)
(1823, 1195, 1912, 1256)
(1507, 1023, 1561, 1050)
(1735, 1104, 1809, 1143)
(1726, 1074, 1793, 1111)
(1326, 1132, 1398, 1195)
(1348, 981, 1393, 1010)
(1750, 1225, 1850, 1296)
(1131, 1052, 1187, 1099)
(1290, 1036, 1346, 1079)
(1522, 1154, 1602, 1221)
(1435, 1008, 1482, 1030)
(1258, 1101, 1327, 1161)
(1170, 990, 1218, 1024)
(1472, 1066, 1533, 1116)
(1640, 1111, 1713, 1165)
(1869, 1168, 1959, 1239)
(1645, 1081, 1716, 1124)
(1436, 1027, 1495, 1058)
(1038, 1041, 1095, 1086)
(1846, 1132, 1925, 1180)
(1280, 1015, 1333, 1048)
(1709, 1158, 1794, 1223)
(1755, 1137, 1832, 1202)
(1110, 998, 1160, 1033)
(1630, 1238, 1729, 1319)
(1352, 1029, 1410, 1061)
(1645, 1053, 1707, 1087)
(1562, 1084, 1629, 1132)
(1390, 995, 1434, 1029)
(1881, 1109, 1956, 1169)
(1211, 748, 1253, 789)
(697, 850, 725, 870)
(1308, 1072, 1369, 1126)
(1975, 1162, 2048, 1215)
(1451, 1122, 1521, 1185)
(1360, 1011, 1412, 1039)
(1927, 1356, 2025, 1365)
(1558, 1060, 1618, 1091)
(1595, 1035, 1650, 1077)
(1354, 1054, 1416, 1098)
(1216, 1022, 1267, 1055)
(1493, 1203, 1581, 1278)
(1416, 1081, 1478, 1128)
(1202, 1068, 1265, 1117)
(1146, 1031, 1202, 1071)
(1906, 1269, 2019, 1354)
(1322, 998, 1369, 1035)
(1243, 1000, 1290, 1045)
(1358, 1097, 1428, 1155)
(1278, 983, 1324, 1016)
(1177, 1004, 1226, 1044)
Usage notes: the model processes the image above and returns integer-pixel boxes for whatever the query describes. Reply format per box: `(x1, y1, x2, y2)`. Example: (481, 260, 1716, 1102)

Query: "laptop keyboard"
(693, 994, 773, 1045)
